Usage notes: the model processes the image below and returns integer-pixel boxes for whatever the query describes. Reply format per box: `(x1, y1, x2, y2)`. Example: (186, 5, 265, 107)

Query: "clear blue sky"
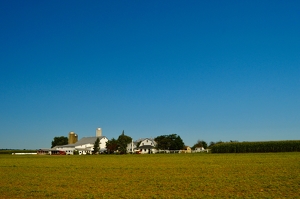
(1, 0, 299, 149)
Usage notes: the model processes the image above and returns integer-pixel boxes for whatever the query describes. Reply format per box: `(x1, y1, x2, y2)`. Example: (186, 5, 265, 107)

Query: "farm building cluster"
(37, 128, 208, 155)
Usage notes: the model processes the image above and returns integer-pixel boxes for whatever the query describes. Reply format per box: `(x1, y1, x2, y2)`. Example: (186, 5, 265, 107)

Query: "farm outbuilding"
(56, 136, 108, 155)
(180, 146, 192, 153)
(37, 149, 66, 155)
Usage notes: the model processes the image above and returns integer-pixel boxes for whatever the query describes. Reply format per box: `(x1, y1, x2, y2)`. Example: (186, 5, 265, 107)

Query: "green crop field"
(0, 153, 299, 198)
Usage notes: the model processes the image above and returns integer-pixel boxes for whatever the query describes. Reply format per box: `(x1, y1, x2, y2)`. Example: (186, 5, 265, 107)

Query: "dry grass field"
(0, 153, 299, 198)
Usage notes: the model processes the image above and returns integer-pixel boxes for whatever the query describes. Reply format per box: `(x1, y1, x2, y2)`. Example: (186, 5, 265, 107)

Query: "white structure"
(56, 136, 108, 155)
(52, 128, 108, 155)
(137, 138, 157, 154)
(193, 147, 209, 153)
(127, 140, 138, 153)
(194, 147, 205, 152)
(12, 153, 37, 155)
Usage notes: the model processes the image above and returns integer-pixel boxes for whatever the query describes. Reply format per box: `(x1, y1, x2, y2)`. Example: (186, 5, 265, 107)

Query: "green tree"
(117, 130, 132, 154)
(155, 134, 185, 150)
(93, 137, 100, 154)
(51, 136, 68, 148)
(106, 138, 119, 154)
(208, 141, 223, 148)
(154, 135, 171, 150)
(208, 141, 215, 148)
(192, 140, 208, 150)
(170, 134, 185, 150)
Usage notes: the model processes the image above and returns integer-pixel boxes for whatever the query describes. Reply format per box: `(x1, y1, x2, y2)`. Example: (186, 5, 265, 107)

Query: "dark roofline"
(138, 145, 155, 149)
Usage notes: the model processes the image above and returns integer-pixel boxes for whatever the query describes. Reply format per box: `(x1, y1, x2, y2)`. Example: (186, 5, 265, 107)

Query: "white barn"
(56, 136, 108, 155)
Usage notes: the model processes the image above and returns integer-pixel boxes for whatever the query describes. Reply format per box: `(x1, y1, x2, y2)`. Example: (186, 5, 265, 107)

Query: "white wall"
(75, 137, 108, 155)
(138, 139, 157, 154)
(57, 146, 75, 155)
(140, 139, 155, 147)
(99, 137, 108, 150)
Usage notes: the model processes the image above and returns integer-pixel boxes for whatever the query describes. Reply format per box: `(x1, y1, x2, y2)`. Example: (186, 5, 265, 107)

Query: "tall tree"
(106, 138, 119, 154)
(192, 140, 208, 150)
(155, 134, 185, 150)
(208, 141, 216, 148)
(172, 135, 185, 150)
(154, 135, 171, 150)
(51, 136, 68, 148)
(208, 141, 223, 148)
(93, 137, 100, 154)
(117, 130, 132, 154)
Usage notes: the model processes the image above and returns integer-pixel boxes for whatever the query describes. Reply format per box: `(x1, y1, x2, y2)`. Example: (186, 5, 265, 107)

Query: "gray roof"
(63, 136, 107, 147)
(38, 148, 51, 151)
(51, 146, 64, 150)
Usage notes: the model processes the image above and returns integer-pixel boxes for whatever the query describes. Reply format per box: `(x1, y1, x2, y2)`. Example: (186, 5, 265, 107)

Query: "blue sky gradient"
(1, 0, 299, 149)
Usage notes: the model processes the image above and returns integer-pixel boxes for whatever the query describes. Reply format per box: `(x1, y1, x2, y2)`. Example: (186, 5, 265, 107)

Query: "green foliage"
(208, 141, 223, 148)
(211, 140, 300, 153)
(172, 135, 185, 150)
(51, 136, 68, 148)
(106, 138, 119, 154)
(93, 138, 100, 154)
(192, 140, 208, 149)
(155, 135, 171, 150)
(117, 130, 132, 154)
(208, 141, 215, 148)
(154, 134, 185, 150)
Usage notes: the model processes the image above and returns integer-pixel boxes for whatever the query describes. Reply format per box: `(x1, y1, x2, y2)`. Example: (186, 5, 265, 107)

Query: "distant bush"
(211, 140, 300, 153)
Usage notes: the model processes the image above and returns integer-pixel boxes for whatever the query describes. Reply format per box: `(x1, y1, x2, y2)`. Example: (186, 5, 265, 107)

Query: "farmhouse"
(138, 138, 157, 154)
(127, 138, 157, 154)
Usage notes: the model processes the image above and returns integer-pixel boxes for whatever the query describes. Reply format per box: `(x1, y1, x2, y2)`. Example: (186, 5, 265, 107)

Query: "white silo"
(96, 128, 102, 137)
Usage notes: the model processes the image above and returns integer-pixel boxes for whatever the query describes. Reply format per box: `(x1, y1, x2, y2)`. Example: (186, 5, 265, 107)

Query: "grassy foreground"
(0, 153, 299, 199)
